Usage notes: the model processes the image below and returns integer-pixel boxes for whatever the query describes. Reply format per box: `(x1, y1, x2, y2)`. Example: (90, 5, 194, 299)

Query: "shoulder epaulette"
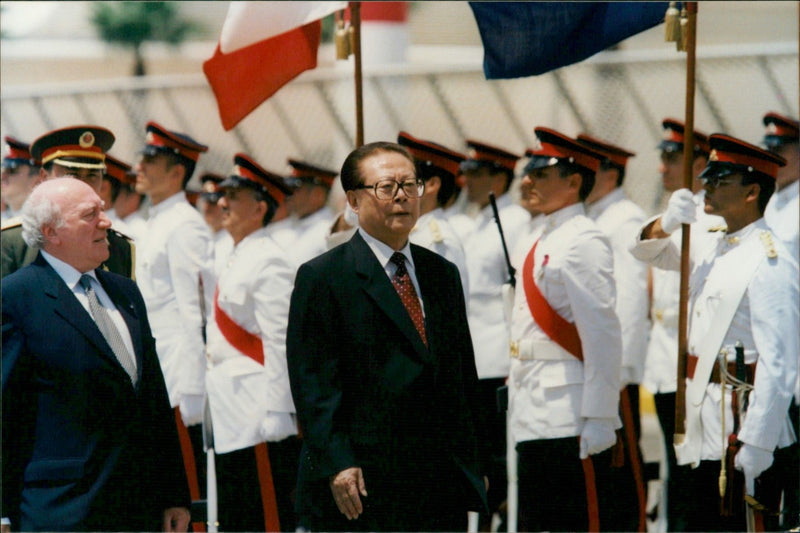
(759, 231, 778, 259)
(1, 217, 22, 231)
(429, 219, 443, 243)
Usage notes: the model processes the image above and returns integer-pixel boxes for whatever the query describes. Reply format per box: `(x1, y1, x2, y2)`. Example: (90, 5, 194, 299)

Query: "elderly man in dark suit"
(287, 142, 487, 532)
(2, 178, 190, 532)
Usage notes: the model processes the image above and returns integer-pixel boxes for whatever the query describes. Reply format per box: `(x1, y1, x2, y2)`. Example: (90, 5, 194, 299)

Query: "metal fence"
(1, 42, 796, 215)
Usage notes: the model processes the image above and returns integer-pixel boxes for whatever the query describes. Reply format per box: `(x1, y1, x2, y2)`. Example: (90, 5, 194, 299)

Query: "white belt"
(510, 339, 576, 362)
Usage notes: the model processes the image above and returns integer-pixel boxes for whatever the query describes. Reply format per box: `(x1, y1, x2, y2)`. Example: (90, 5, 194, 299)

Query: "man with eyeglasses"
(1, 126, 135, 279)
(631, 134, 797, 532)
(287, 142, 487, 532)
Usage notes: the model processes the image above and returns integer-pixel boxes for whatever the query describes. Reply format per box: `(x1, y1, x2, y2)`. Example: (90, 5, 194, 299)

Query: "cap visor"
(698, 161, 740, 181)
(523, 156, 560, 174)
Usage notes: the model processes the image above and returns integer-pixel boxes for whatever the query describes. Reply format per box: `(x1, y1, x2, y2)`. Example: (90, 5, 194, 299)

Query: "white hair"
(20, 184, 65, 249)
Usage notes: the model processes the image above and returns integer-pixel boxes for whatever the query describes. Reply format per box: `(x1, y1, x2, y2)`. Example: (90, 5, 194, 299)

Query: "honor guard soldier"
(133, 121, 215, 507)
(206, 154, 299, 531)
(762, 112, 799, 263)
(281, 158, 338, 266)
(577, 133, 649, 531)
(642, 118, 724, 531)
(100, 153, 135, 238)
(762, 112, 800, 530)
(197, 172, 234, 276)
(455, 139, 529, 528)
(1, 125, 135, 280)
(111, 165, 147, 243)
(631, 134, 797, 531)
(0, 136, 38, 223)
(509, 127, 622, 532)
(398, 131, 470, 303)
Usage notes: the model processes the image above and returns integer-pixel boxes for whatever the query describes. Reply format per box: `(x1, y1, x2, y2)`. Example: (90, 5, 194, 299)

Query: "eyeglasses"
(700, 175, 738, 188)
(355, 178, 424, 200)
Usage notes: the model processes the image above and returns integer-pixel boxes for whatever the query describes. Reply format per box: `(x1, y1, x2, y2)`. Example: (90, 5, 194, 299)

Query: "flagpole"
(674, 1, 698, 444)
(351, 1, 364, 148)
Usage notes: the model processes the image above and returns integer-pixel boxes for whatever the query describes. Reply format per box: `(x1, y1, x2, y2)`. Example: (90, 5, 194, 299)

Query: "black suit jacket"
(1, 254, 189, 531)
(287, 231, 486, 529)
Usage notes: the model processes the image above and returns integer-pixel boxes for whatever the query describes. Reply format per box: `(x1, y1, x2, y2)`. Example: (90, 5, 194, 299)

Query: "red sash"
(214, 286, 264, 365)
(521, 240, 583, 360)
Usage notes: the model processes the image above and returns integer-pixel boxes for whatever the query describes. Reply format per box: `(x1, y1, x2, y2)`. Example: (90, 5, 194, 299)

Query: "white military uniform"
(120, 209, 148, 243)
(587, 188, 649, 385)
(286, 205, 336, 267)
(642, 190, 725, 394)
(631, 218, 798, 466)
(461, 193, 529, 379)
(212, 229, 234, 277)
(509, 203, 622, 442)
(410, 207, 470, 304)
(206, 227, 297, 453)
(765, 179, 799, 263)
(135, 191, 215, 411)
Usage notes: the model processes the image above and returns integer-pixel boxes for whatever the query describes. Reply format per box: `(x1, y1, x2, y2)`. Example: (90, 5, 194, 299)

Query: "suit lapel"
(349, 233, 431, 361)
(35, 256, 134, 383)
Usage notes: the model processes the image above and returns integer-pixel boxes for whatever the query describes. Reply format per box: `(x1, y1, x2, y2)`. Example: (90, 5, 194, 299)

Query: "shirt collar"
(542, 202, 585, 234)
(40, 250, 97, 289)
(148, 191, 187, 217)
(586, 188, 625, 219)
(358, 227, 415, 271)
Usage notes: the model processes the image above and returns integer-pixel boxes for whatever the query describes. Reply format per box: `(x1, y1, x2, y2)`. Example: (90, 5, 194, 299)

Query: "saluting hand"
(330, 467, 368, 520)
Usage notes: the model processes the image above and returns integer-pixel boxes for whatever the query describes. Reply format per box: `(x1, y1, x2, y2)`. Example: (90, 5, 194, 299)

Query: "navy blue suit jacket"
(1, 254, 189, 531)
(287, 231, 486, 530)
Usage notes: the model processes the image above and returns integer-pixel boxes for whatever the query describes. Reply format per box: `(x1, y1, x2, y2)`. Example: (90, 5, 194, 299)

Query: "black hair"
(416, 160, 456, 207)
(740, 172, 775, 214)
(340, 142, 415, 192)
(558, 162, 595, 201)
(598, 159, 626, 187)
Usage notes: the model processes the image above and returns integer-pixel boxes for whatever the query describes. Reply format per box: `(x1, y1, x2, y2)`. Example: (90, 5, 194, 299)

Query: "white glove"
(660, 188, 697, 234)
(179, 394, 205, 427)
(260, 412, 298, 442)
(579, 418, 617, 459)
(735, 443, 774, 495)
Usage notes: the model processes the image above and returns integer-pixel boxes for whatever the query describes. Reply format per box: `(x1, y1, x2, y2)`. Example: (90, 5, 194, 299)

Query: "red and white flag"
(204, 1, 347, 131)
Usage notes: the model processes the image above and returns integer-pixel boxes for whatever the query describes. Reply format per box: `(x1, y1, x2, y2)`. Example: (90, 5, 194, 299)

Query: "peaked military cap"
(142, 121, 208, 162)
(397, 131, 465, 180)
(699, 133, 786, 182)
(525, 127, 605, 174)
(658, 118, 710, 155)
(576, 133, 636, 168)
(104, 154, 132, 184)
(2, 136, 35, 169)
(287, 158, 338, 189)
(200, 172, 225, 203)
(221, 153, 293, 205)
(460, 139, 519, 173)
(31, 125, 114, 170)
(762, 112, 799, 149)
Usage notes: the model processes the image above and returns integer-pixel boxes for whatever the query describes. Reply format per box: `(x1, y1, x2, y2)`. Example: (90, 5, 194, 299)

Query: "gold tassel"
(335, 19, 351, 60)
(664, 2, 681, 42)
(347, 24, 355, 57)
(677, 7, 689, 52)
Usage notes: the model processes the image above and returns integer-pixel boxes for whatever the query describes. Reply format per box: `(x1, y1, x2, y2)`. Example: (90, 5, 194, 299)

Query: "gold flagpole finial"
(335, 12, 352, 60)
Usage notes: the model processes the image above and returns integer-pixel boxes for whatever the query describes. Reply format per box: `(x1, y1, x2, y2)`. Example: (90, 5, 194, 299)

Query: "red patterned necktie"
(390, 252, 427, 346)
